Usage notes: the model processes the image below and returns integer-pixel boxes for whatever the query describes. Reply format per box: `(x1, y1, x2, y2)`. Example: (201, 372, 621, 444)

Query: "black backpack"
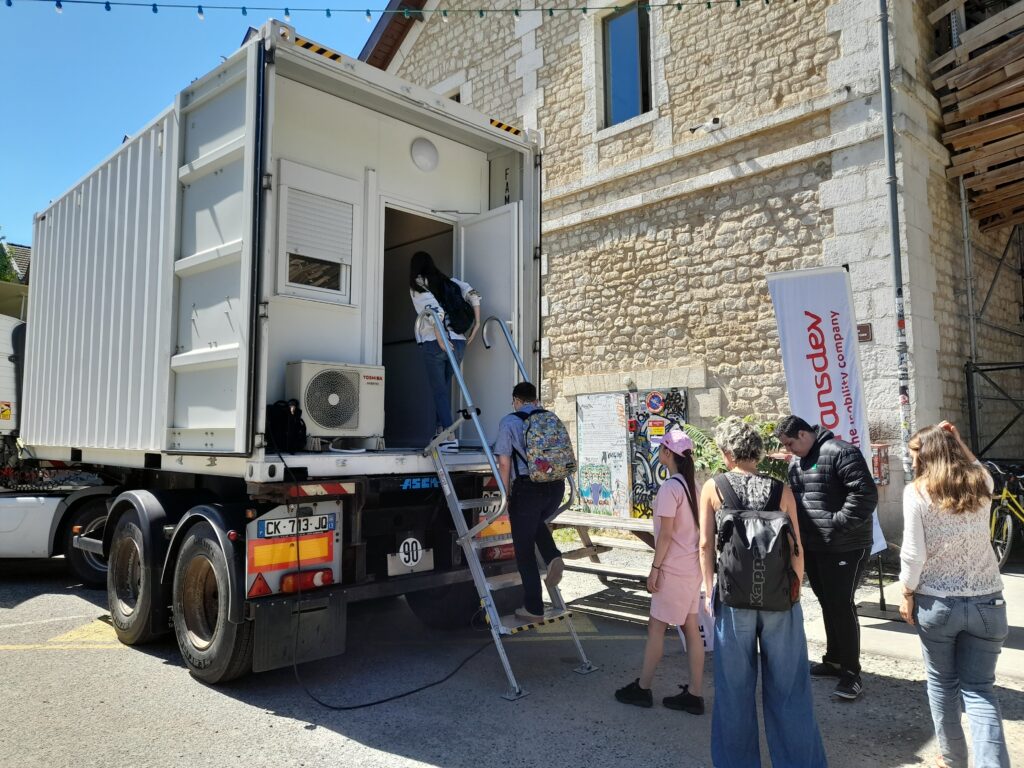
(437, 279, 475, 335)
(266, 399, 308, 453)
(713, 474, 799, 612)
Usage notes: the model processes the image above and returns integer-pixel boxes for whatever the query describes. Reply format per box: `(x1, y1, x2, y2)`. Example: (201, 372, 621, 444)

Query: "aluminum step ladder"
(419, 309, 597, 700)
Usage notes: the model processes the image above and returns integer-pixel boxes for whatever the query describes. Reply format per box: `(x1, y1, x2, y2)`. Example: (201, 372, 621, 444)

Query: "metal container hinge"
(258, 302, 270, 319)
(254, 433, 266, 449)
(533, 246, 542, 261)
(534, 154, 542, 168)
(262, 173, 273, 191)
(533, 340, 541, 353)
(264, 46, 276, 65)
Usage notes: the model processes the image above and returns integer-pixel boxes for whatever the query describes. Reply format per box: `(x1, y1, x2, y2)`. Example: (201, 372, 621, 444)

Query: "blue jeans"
(915, 592, 1010, 768)
(712, 602, 828, 768)
(418, 339, 465, 431)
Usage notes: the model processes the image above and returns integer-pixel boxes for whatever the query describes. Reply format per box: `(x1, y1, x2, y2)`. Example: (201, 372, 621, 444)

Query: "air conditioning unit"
(285, 361, 385, 438)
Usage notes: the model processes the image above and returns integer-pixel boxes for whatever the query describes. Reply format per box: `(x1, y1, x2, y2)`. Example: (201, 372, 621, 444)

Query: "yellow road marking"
(48, 619, 119, 645)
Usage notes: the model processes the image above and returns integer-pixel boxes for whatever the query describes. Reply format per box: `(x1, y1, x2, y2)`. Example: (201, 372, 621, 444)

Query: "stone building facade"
(363, 0, 1024, 537)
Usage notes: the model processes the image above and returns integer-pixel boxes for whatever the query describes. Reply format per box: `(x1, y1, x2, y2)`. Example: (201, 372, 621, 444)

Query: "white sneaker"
(544, 556, 565, 589)
(439, 439, 459, 453)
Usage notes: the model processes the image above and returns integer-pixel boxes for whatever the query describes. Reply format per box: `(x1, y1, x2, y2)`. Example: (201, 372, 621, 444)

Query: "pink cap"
(661, 427, 693, 455)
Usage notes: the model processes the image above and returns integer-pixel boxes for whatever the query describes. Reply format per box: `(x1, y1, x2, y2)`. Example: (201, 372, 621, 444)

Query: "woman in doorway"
(615, 428, 705, 714)
(899, 421, 1009, 768)
(699, 417, 826, 768)
(409, 251, 481, 452)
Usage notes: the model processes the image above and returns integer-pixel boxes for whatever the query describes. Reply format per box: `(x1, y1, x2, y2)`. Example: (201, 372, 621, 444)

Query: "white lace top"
(899, 467, 1003, 597)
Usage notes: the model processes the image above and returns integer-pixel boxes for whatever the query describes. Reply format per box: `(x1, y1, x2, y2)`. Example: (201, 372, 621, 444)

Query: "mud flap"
(251, 590, 347, 673)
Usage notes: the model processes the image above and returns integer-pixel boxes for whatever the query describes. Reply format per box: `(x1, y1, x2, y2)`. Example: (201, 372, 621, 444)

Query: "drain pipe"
(878, 0, 914, 482)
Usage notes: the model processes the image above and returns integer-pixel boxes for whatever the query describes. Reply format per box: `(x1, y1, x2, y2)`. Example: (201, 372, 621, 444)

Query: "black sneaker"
(810, 661, 842, 678)
(662, 684, 704, 715)
(833, 673, 863, 700)
(615, 679, 653, 708)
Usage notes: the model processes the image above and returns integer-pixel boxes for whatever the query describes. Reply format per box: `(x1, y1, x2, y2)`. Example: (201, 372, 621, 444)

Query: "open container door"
(456, 202, 521, 447)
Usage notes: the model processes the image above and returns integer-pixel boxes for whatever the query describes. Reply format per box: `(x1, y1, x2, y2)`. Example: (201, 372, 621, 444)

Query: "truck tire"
(172, 522, 253, 684)
(64, 499, 108, 589)
(107, 514, 158, 645)
(406, 581, 480, 629)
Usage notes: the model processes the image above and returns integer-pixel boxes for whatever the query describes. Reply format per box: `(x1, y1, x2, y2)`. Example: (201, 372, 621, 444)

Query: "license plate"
(257, 513, 336, 539)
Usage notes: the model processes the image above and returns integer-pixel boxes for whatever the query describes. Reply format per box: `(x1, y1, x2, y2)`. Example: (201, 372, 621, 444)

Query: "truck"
(3, 20, 575, 691)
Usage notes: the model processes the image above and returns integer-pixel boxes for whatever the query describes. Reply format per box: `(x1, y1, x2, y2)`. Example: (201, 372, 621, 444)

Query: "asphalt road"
(1, 556, 1022, 768)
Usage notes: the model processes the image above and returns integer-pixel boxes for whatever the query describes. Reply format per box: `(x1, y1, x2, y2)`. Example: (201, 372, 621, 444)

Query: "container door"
(456, 203, 521, 446)
(167, 48, 259, 454)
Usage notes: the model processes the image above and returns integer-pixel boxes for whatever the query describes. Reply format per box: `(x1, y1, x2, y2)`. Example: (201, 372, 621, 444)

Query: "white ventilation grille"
(303, 368, 360, 431)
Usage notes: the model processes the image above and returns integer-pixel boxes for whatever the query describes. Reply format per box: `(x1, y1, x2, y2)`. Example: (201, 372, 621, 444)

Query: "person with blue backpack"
(409, 251, 481, 452)
(494, 382, 577, 622)
(698, 417, 827, 768)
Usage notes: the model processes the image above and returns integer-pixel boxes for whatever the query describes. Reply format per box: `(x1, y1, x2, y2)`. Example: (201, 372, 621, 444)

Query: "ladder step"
(485, 571, 522, 591)
(471, 534, 514, 548)
(491, 608, 573, 635)
(460, 498, 502, 510)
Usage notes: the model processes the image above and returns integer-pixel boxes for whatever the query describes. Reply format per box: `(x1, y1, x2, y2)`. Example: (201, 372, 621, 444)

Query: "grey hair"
(714, 416, 765, 463)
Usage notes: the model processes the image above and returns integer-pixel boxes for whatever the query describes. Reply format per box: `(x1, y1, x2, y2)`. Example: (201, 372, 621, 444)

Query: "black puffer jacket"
(787, 427, 878, 552)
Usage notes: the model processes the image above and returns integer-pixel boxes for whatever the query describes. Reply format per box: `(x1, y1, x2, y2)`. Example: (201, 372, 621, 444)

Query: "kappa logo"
(751, 557, 766, 606)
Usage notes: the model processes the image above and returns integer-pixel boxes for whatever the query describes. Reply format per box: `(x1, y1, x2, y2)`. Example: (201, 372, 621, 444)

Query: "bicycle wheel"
(991, 504, 1015, 570)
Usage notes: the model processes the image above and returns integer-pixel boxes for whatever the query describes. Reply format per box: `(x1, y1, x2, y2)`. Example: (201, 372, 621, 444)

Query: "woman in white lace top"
(899, 421, 1008, 768)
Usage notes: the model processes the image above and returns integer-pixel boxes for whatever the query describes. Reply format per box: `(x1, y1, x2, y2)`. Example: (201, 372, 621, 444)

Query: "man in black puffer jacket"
(776, 415, 878, 702)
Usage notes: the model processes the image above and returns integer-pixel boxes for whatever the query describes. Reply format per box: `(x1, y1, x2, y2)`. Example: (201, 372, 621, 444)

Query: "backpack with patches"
(713, 474, 799, 612)
(513, 408, 577, 482)
(437, 279, 476, 336)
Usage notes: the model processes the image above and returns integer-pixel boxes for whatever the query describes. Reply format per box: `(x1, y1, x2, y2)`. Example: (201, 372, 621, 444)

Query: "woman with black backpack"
(409, 251, 481, 452)
(698, 417, 827, 768)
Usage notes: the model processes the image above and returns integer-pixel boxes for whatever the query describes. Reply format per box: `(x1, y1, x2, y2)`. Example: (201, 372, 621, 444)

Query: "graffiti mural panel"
(629, 388, 688, 519)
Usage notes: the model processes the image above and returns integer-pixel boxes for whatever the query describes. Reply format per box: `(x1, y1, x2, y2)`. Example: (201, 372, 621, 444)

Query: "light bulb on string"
(55, 0, 62, 13)
(365, 9, 371, 21)
(441, 9, 448, 21)
(477, 9, 483, 17)
(283, 6, 289, 20)
(241, 5, 247, 14)
(325, 7, 330, 17)
(104, 0, 110, 8)
(402, 7, 409, 17)
(196, 3, 204, 18)
(5, 0, 12, 7)
(151, 2, 157, 12)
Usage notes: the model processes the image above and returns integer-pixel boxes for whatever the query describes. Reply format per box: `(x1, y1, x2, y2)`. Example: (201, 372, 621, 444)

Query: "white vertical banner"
(767, 267, 887, 554)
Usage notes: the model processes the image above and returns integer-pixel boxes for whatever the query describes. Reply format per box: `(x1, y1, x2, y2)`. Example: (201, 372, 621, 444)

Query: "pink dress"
(649, 474, 702, 625)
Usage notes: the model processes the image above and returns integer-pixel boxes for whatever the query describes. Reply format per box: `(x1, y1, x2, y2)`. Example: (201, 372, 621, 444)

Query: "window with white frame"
(602, 3, 652, 128)
(278, 160, 362, 305)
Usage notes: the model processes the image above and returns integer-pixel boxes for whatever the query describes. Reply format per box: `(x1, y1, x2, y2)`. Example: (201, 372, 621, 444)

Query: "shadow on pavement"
(0, 558, 107, 610)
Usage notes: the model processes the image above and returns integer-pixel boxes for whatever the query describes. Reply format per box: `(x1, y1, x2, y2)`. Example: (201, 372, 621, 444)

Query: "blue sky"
(0, 2, 380, 245)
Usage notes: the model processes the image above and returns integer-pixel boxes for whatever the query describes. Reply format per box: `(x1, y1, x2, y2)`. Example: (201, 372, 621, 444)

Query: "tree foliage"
(682, 416, 789, 482)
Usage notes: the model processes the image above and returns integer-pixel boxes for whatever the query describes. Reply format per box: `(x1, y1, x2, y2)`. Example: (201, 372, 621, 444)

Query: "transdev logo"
(401, 476, 440, 491)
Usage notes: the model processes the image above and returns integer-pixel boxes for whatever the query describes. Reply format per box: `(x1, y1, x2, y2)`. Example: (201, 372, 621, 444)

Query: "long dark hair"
(409, 251, 447, 298)
(665, 447, 698, 523)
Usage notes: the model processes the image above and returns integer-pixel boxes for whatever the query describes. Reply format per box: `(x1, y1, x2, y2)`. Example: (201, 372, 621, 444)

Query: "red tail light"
(280, 568, 334, 594)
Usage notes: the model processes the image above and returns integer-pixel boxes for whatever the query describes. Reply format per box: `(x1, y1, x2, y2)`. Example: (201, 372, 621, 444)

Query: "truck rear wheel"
(107, 515, 158, 645)
(64, 499, 108, 589)
(172, 522, 253, 684)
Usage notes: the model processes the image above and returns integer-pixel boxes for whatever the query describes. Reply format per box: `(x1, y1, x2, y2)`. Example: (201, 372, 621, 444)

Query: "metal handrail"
(418, 308, 508, 536)
(481, 315, 530, 382)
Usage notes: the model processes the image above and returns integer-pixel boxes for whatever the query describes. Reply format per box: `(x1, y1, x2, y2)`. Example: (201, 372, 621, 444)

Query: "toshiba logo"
(363, 374, 383, 384)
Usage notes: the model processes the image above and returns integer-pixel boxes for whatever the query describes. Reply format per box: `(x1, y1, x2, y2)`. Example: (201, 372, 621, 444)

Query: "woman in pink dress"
(615, 427, 705, 714)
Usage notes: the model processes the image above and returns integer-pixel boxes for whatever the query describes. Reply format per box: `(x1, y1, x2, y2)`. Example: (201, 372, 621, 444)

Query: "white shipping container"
(24, 22, 540, 481)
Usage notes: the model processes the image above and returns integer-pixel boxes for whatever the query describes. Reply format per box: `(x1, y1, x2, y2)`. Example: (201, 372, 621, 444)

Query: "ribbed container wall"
(24, 113, 177, 451)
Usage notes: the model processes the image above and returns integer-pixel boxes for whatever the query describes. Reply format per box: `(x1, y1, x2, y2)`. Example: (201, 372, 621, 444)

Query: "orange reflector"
(247, 572, 273, 598)
(247, 531, 333, 571)
(72, 525, 83, 535)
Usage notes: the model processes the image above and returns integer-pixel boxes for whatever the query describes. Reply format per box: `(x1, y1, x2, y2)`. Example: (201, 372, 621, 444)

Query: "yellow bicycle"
(985, 462, 1024, 570)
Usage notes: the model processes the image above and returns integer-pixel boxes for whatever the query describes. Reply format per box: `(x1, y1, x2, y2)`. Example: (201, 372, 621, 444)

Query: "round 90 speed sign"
(398, 537, 423, 567)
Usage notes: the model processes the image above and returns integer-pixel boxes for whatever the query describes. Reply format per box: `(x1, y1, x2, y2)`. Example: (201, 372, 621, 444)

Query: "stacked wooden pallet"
(932, 1, 1024, 230)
